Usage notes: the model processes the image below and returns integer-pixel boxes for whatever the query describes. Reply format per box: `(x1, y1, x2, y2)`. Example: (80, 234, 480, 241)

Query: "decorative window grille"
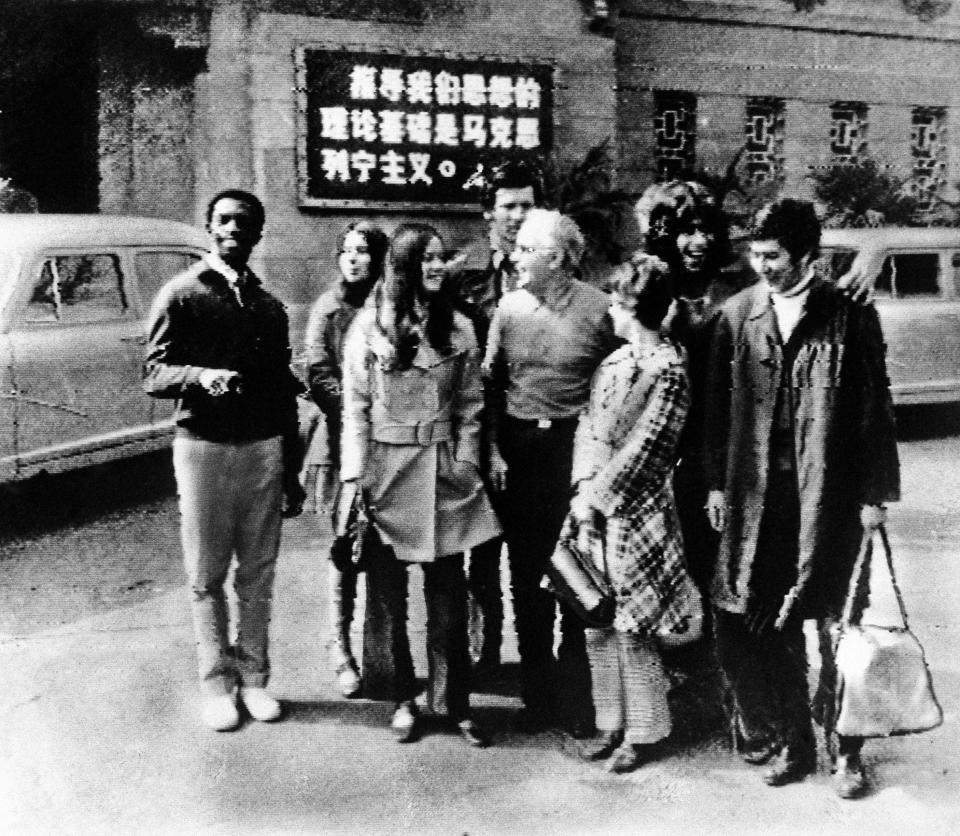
(744, 98, 786, 183)
(830, 101, 868, 165)
(910, 106, 948, 211)
(654, 91, 696, 179)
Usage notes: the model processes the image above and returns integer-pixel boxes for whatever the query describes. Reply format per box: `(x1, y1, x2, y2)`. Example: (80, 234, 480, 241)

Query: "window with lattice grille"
(830, 101, 868, 165)
(653, 91, 696, 179)
(744, 98, 786, 184)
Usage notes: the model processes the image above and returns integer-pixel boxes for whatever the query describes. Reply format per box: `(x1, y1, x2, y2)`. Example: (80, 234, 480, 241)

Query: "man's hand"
(334, 479, 360, 537)
(198, 368, 241, 397)
(706, 489, 726, 533)
(860, 503, 886, 532)
(282, 476, 306, 519)
(487, 446, 508, 492)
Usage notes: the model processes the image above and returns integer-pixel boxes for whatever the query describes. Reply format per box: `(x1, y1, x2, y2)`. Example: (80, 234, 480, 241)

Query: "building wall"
(98, 13, 204, 221)
(616, 0, 960, 203)
(239, 2, 616, 313)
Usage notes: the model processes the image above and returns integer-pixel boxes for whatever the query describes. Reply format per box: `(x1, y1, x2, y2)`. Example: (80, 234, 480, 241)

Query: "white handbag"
(832, 525, 943, 738)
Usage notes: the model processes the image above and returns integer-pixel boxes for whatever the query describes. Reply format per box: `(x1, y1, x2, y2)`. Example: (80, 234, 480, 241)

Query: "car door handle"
(121, 335, 148, 345)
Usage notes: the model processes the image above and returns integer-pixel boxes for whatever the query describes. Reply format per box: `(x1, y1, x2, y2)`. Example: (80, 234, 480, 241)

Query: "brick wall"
(616, 2, 960, 201)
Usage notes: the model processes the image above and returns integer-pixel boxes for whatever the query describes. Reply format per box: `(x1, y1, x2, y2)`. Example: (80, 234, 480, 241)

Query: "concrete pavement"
(1, 496, 958, 835)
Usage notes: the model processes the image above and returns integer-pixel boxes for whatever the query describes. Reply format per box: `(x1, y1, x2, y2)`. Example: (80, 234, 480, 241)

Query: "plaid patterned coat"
(571, 339, 697, 634)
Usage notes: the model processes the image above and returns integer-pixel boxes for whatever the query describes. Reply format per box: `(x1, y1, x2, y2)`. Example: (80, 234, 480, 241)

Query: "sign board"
(296, 47, 554, 211)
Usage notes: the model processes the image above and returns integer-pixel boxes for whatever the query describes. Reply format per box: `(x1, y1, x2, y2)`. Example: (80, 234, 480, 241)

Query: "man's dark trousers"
(498, 415, 593, 730)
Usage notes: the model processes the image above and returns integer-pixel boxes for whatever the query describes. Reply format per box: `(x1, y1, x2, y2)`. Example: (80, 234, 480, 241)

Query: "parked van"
(821, 227, 960, 405)
(0, 214, 208, 482)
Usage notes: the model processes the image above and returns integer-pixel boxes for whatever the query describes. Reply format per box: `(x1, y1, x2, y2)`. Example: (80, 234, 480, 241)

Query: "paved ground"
(0, 430, 958, 835)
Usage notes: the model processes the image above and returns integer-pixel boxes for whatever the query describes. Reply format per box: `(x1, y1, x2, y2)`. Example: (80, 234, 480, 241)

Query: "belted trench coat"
(340, 307, 501, 563)
(704, 281, 900, 627)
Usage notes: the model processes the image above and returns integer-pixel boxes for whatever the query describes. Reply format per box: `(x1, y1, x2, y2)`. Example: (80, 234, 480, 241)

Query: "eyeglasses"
(515, 244, 558, 255)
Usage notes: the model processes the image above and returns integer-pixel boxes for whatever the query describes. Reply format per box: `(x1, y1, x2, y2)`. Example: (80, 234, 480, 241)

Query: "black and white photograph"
(0, 1, 957, 833)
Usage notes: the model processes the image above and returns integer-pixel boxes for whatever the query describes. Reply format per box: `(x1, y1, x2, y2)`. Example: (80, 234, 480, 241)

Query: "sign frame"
(294, 44, 555, 212)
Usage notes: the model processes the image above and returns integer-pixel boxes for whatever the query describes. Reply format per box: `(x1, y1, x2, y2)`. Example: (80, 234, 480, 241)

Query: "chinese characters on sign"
(298, 49, 553, 209)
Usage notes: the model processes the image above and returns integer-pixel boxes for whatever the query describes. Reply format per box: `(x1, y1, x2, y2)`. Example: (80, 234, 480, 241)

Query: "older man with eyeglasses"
(483, 208, 619, 736)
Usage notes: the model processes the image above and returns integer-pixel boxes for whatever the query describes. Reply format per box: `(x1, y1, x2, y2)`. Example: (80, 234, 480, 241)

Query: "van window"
(135, 251, 202, 308)
(26, 254, 131, 325)
(876, 252, 940, 298)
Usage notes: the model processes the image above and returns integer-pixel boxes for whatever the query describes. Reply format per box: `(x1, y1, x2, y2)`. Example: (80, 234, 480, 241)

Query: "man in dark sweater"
(145, 189, 305, 731)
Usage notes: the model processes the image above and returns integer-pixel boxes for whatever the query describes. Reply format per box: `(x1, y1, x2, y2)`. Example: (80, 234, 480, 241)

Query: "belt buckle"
(415, 421, 433, 445)
(536, 418, 552, 429)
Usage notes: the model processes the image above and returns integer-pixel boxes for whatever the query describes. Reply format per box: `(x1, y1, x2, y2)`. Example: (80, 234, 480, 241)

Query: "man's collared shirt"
(206, 251, 250, 306)
(484, 278, 617, 420)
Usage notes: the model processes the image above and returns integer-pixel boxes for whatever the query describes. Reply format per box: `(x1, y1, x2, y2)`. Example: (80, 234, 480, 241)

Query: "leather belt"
(372, 419, 452, 446)
(505, 414, 578, 430)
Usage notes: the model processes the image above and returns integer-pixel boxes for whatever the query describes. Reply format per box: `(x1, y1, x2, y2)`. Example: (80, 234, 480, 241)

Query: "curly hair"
(610, 254, 674, 331)
(376, 223, 455, 370)
(634, 180, 731, 273)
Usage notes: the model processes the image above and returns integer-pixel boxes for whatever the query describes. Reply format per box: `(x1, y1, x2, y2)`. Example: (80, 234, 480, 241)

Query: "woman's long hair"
(375, 223, 455, 370)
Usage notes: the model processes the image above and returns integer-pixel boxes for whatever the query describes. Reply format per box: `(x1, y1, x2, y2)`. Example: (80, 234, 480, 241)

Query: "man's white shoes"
(202, 688, 282, 730)
(202, 694, 241, 732)
(239, 687, 283, 722)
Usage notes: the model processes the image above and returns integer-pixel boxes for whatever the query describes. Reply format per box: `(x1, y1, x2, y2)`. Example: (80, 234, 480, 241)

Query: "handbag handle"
(571, 511, 610, 583)
(840, 524, 909, 629)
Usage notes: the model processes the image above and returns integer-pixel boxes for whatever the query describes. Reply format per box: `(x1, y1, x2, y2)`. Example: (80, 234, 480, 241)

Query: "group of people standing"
(145, 166, 900, 801)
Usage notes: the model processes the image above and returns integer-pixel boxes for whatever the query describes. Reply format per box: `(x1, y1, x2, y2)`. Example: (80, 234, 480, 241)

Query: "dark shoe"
(456, 719, 491, 748)
(579, 730, 624, 762)
(391, 701, 419, 743)
(763, 746, 815, 787)
(834, 755, 867, 799)
(513, 706, 557, 734)
(472, 653, 502, 682)
(565, 720, 596, 740)
(607, 744, 651, 774)
(742, 742, 778, 766)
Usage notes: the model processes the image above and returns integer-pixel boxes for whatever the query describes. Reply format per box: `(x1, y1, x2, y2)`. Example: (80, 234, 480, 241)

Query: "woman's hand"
(487, 446, 508, 492)
(836, 248, 882, 304)
(706, 489, 726, 533)
(333, 479, 359, 537)
(569, 483, 597, 524)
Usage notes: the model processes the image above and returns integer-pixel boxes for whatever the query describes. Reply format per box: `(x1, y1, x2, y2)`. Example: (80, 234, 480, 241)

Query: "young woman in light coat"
(568, 254, 700, 772)
(338, 223, 501, 747)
